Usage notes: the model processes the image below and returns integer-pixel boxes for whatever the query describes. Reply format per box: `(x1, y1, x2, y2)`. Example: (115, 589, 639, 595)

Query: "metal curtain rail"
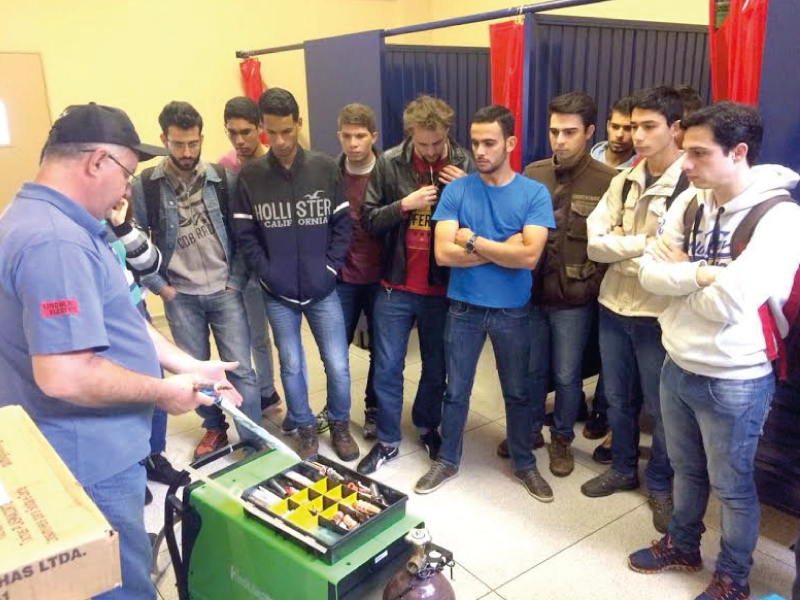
(384, 0, 612, 37)
(234, 0, 613, 58)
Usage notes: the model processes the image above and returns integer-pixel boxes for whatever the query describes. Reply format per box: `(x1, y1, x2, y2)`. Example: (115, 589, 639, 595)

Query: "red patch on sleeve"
(40, 299, 80, 318)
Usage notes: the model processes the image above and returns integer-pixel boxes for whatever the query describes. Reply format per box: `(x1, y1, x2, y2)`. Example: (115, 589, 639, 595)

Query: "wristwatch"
(465, 233, 478, 254)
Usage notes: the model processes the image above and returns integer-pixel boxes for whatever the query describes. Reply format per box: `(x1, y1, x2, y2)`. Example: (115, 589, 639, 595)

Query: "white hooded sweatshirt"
(639, 164, 800, 379)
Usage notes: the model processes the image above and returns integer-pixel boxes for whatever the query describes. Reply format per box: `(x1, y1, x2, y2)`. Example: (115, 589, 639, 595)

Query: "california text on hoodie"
(639, 164, 800, 379)
(587, 154, 686, 317)
(231, 147, 352, 307)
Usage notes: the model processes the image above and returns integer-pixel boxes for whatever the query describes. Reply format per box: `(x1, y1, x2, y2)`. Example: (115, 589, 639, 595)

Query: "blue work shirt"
(433, 173, 555, 308)
(0, 183, 160, 487)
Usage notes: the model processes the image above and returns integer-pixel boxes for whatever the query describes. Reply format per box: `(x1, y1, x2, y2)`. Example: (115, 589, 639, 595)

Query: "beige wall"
(2, 0, 707, 162)
(0, 0, 430, 162)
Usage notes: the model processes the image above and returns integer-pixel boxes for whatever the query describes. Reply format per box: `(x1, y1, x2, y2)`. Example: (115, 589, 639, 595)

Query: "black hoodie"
(232, 146, 351, 306)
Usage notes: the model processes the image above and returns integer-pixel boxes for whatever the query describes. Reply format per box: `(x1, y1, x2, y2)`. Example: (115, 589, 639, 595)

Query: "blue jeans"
(164, 289, 261, 443)
(661, 357, 774, 584)
(439, 301, 535, 472)
(243, 273, 276, 397)
(529, 304, 594, 441)
(336, 281, 377, 409)
(599, 306, 672, 493)
(264, 290, 351, 427)
(85, 463, 155, 600)
(372, 288, 447, 445)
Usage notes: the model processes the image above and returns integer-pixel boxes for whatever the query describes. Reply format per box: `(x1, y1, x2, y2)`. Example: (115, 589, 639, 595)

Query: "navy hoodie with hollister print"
(232, 146, 352, 306)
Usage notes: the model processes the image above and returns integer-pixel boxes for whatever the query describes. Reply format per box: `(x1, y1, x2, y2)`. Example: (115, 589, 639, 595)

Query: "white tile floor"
(146, 320, 798, 600)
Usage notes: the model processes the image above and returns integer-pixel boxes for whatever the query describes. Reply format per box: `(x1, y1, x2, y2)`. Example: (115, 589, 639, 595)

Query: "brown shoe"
(194, 428, 228, 459)
(329, 420, 360, 461)
(297, 424, 319, 460)
(548, 433, 574, 477)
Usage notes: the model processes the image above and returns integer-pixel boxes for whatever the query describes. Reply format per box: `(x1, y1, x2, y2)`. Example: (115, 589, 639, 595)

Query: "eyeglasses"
(166, 139, 201, 152)
(80, 149, 135, 184)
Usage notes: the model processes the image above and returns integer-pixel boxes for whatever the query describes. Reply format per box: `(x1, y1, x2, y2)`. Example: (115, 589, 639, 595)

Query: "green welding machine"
(165, 444, 423, 600)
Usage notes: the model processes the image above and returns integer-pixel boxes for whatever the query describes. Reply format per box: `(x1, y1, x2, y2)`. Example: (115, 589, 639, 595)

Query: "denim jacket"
(130, 160, 248, 294)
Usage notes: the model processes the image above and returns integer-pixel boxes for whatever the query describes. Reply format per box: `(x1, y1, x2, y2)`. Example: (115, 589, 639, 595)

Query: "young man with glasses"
(131, 101, 261, 459)
(217, 96, 282, 417)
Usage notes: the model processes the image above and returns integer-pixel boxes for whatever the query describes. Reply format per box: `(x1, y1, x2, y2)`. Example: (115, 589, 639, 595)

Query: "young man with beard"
(414, 105, 555, 501)
(583, 86, 686, 533)
(358, 96, 472, 475)
(217, 96, 282, 415)
(132, 101, 261, 458)
(631, 101, 800, 600)
(504, 92, 616, 479)
(591, 96, 637, 170)
(232, 88, 359, 462)
(316, 103, 382, 439)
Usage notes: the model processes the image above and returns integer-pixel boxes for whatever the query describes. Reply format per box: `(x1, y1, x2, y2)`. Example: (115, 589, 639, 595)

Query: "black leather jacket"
(361, 136, 473, 287)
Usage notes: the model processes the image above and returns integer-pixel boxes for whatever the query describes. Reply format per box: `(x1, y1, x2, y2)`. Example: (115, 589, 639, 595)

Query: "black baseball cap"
(46, 102, 167, 161)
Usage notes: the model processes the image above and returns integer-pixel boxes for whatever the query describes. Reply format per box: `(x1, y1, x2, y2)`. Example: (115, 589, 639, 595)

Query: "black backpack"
(620, 170, 690, 212)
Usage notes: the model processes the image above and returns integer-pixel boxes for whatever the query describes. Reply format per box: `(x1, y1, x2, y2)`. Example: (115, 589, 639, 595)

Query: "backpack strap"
(730, 195, 792, 259)
(729, 195, 795, 380)
(681, 195, 700, 255)
(211, 163, 229, 218)
(139, 166, 160, 245)
(666, 171, 690, 210)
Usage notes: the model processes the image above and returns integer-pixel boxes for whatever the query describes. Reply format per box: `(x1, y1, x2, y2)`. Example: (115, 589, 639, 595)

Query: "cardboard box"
(0, 405, 121, 600)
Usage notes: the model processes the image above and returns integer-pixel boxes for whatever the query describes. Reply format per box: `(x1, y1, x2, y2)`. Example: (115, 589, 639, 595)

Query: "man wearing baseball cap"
(0, 103, 243, 600)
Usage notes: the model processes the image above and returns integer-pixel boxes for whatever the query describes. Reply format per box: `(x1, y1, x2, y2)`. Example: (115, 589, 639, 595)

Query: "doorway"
(0, 53, 51, 210)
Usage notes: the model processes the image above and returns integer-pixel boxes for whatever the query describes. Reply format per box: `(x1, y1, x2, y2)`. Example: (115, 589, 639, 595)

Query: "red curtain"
(239, 58, 264, 102)
(489, 21, 524, 172)
(709, 0, 769, 104)
(239, 57, 268, 144)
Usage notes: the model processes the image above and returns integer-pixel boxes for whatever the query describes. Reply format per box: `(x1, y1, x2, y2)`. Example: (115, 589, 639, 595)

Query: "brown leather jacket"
(523, 152, 616, 308)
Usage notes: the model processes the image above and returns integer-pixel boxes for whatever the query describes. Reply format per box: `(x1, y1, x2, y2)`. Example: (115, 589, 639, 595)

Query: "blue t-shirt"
(433, 173, 555, 308)
(0, 183, 159, 487)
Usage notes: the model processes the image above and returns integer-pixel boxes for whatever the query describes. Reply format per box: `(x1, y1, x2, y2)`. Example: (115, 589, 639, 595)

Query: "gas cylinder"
(383, 528, 456, 600)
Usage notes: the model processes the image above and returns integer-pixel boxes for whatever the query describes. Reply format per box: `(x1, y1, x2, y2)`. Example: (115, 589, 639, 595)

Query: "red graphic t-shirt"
(383, 151, 447, 296)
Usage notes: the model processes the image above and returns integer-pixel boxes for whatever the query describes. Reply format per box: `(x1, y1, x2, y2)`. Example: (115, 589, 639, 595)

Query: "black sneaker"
(592, 433, 613, 464)
(583, 410, 609, 440)
(649, 493, 673, 534)
(581, 468, 639, 498)
(362, 407, 378, 439)
(281, 415, 298, 436)
(415, 461, 459, 494)
(628, 535, 703, 574)
(145, 454, 190, 487)
(357, 442, 399, 475)
(514, 467, 554, 503)
(420, 429, 442, 461)
(261, 391, 282, 412)
(496, 430, 545, 458)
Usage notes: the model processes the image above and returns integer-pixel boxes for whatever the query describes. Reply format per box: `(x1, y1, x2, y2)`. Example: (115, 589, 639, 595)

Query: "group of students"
(1, 79, 798, 600)
(118, 84, 800, 600)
